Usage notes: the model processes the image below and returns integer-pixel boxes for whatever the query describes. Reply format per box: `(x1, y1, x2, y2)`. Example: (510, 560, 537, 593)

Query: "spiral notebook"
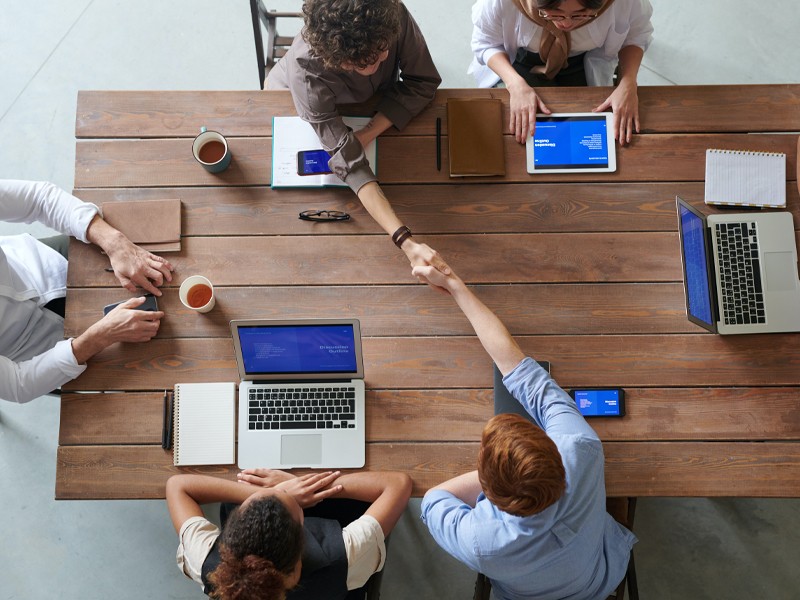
(704, 149, 786, 208)
(173, 382, 236, 466)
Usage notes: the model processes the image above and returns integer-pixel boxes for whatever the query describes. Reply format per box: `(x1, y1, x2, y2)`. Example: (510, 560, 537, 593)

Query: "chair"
(249, 0, 302, 89)
(471, 497, 639, 600)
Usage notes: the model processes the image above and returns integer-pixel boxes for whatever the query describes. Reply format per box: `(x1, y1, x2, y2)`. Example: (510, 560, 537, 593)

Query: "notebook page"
(704, 149, 786, 208)
(173, 382, 236, 466)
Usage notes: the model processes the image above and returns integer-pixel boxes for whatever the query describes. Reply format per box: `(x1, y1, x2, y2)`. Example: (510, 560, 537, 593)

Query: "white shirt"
(0, 179, 99, 403)
(176, 514, 387, 591)
(470, 0, 654, 87)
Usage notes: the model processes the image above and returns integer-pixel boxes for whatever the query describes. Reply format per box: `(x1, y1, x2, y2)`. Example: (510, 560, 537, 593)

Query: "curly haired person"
(267, 0, 449, 287)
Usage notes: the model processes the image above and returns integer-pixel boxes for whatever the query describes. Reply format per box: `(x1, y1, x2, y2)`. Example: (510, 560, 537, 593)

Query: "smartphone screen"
(297, 149, 332, 176)
(570, 388, 624, 417)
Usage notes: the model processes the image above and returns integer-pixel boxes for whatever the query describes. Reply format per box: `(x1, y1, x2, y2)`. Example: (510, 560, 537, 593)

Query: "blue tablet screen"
(533, 116, 609, 169)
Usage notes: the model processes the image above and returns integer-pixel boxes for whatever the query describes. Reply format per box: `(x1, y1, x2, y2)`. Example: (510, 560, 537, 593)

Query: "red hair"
(478, 413, 566, 517)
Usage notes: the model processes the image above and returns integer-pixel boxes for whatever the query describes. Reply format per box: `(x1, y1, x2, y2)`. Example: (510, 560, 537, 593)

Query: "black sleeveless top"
(201, 516, 349, 600)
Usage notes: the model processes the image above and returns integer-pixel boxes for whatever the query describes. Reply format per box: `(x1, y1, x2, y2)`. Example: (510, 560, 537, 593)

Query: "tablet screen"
(533, 115, 610, 169)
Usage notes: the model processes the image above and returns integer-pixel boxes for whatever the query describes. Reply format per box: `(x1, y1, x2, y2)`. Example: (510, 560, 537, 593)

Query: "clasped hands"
(238, 468, 344, 508)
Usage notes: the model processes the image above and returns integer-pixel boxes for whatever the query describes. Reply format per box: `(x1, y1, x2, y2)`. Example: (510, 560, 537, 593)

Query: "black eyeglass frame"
(298, 210, 351, 222)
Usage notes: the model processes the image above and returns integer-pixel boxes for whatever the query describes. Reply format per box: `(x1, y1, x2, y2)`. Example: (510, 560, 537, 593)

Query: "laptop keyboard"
(248, 385, 357, 430)
(715, 221, 766, 325)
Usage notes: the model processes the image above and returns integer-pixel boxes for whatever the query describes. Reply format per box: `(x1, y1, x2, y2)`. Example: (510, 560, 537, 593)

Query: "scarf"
(511, 0, 615, 79)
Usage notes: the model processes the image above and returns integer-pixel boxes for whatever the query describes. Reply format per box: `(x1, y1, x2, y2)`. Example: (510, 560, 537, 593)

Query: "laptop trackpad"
(281, 434, 322, 465)
(764, 252, 798, 292)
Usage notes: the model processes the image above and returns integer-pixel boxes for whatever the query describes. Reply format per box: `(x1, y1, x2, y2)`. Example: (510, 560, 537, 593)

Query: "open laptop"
(675, 196, 800, 334)
(230, 318, 366, 469)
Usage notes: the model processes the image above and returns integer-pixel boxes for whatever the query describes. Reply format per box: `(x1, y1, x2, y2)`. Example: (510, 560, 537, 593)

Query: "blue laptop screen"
(238, 324, 358, 375)
(533, 115, 609, 169)
(679, 204, 715, 326)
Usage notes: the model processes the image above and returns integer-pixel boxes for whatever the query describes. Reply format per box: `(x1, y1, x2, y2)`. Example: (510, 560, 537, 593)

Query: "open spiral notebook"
(704, 149, 786, 208)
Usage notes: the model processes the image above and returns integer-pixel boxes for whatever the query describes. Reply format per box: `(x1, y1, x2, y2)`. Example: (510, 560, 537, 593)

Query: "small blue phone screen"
(299, 149, 332, 175)
(573, 389, 622, 416)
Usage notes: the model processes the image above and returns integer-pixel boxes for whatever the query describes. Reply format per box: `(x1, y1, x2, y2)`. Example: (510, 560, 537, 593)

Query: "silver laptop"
(230, 318, 366, 469)
(676, 196, 800, 334)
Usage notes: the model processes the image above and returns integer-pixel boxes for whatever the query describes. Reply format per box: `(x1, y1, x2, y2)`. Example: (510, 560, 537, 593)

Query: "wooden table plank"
(75, 86, 800, 139)
(59, 387, 800, 446)
(66, 232, 684, 287)
(72, 183, 800, 236)
(62, 334, 800, 392)
(55, 441, 800, 499)
(64, 283, 694, 339)
(74, 134, 799, 188)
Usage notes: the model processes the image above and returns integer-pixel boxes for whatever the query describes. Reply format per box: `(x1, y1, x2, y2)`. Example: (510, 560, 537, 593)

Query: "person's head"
(301, 0, 401, 74)
(535, 0, 604, 31)
(478, 413, 566, 517)
(209, 490, 305, 600)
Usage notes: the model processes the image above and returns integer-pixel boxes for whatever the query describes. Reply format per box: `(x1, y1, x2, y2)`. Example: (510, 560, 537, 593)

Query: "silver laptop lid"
(230, 319, 364, 382)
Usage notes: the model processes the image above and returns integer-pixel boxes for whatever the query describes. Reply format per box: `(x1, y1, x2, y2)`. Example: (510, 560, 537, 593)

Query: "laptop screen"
(237, 323, 359, 376)
(533, 115, 609, 169)
(677, 201, 715, 328)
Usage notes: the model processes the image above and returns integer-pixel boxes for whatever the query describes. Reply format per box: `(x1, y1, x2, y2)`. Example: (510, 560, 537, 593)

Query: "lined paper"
(704, 149, 786, 208)
(173, 382, 236, 466)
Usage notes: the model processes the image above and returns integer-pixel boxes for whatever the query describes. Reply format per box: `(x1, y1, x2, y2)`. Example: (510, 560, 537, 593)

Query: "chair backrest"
(249, 0, 302, 89)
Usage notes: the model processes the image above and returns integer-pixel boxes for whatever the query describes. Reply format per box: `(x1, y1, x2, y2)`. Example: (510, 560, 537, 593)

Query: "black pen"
(161, 390, 169, 449)
(165, 391, 174, 450)
(436, 117, 442, 171)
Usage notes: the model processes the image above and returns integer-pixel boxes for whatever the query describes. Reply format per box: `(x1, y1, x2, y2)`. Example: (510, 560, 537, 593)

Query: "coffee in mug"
(192, 127, 232, 173)
(179, 275, 216, 313)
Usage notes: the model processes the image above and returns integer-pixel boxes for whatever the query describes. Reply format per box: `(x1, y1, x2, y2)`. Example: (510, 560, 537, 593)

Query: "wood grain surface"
(61, 86, 800, 499)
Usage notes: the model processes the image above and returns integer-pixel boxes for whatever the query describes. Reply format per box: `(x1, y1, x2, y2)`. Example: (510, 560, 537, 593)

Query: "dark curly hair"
(208, 496, 304, 600)
(301, 0, 401, 70)
(537, 0, 604, 9)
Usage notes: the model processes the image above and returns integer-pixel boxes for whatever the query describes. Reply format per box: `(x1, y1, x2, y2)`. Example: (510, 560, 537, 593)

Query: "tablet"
(526, 112, 616, 174)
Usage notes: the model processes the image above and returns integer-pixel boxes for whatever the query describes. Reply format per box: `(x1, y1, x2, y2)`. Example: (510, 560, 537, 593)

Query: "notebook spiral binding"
(708, 148, 784, 157)
(172, 385, 181, 463)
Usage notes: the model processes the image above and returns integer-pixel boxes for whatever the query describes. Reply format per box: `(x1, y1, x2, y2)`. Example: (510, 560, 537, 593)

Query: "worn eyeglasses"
(298, 210, 351, 222)
(538, 9, 598, 22)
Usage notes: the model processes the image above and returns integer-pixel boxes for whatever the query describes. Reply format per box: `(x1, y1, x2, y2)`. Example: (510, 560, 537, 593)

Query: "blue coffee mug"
(192, 127, 232, 173)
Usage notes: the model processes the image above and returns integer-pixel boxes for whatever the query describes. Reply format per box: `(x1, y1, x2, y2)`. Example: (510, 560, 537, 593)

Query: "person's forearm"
(356, 112, 393, 147)
(430, 470, 483, 507)
(166, 474, 263, 533)
(487, 53, 528, 92)
(448, 279, 525, 375)
(70, 321, 111, 365)
(332, 471, 412, 535)
(617, 45, 644, 85)
(356, 181, 404, 236)
(85, 215, 127, 254)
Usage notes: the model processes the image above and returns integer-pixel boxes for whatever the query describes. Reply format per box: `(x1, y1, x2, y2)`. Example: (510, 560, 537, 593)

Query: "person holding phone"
(0, 179, 172, 404)
(266, 0, 449, 282)
(166, 468, 411, 599)
(470, 0, 653, 145)
(412, 259, 636, 600)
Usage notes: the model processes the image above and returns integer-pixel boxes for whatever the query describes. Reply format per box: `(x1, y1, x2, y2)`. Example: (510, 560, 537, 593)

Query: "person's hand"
(72, 296, 164, 364)
(96, 296, 164, 344)
(237, 468, 296, 488)
(401, 240, 451, 291)
(275, 471, 344, 508)
(106, 237, 174, 296)
(593, 80, 639, 146)
(411, 264, 463, 296)
(507, 81, 551, 144)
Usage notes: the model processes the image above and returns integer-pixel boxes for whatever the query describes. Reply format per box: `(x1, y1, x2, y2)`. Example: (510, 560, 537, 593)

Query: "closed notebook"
(173, 382, 236, 466)
(447, 98, 505, 177)
(101, 198, 182, 252)
(704, 149, 786, 208)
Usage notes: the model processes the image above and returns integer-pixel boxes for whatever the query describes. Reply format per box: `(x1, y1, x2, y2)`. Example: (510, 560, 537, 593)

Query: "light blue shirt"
(421, 357, 636, 600)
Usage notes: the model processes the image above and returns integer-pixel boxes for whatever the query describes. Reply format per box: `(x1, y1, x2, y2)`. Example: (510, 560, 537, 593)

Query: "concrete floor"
(1, 1, 800, 598)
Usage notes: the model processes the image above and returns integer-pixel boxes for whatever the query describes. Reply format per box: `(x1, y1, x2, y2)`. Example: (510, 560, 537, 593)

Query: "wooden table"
(58, 85, 800, 500)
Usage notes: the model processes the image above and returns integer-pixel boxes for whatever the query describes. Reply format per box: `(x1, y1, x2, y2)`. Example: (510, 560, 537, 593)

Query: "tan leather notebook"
(447, 98, 505, 177)
(101, 198, 181, 252)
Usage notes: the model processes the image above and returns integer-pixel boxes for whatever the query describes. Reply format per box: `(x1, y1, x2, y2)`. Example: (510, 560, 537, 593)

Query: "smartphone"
(102, 294, 159, 315)
(297, 149, 332, 176)
(569, 388, 625, 417)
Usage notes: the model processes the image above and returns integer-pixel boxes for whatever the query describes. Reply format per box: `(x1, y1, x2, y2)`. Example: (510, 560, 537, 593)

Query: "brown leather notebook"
(101, 198, 182, 252)
(447, 98, 505, 177)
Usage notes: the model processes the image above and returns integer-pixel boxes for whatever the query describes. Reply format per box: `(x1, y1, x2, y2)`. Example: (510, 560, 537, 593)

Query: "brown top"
(266, 3, 441, 193)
